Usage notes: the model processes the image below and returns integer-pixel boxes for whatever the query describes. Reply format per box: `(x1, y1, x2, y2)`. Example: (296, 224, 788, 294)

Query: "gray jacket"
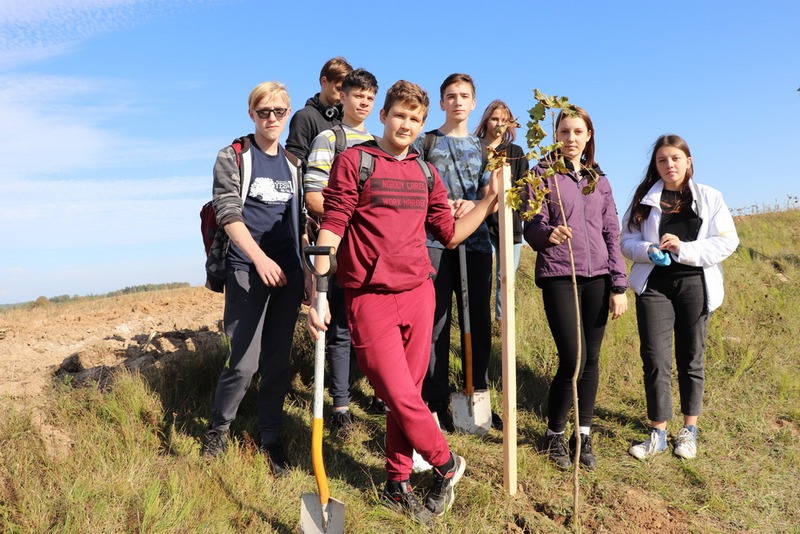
(205, 135, 304, 289)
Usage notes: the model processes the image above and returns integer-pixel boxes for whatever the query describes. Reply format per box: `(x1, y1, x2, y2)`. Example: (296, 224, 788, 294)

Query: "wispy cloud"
(0, 1, 171, 67)
(0, 0, 222, 303)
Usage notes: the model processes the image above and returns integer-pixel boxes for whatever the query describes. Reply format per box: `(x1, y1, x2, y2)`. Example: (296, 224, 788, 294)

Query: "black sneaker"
(260, 441, 290, 477)
(429, 402, 455, 433)
(491, 411, 503, 430)
(569, 433, 597, 470)
(546, 433, 572, 469)
(425, 453, 466, 516)
(330, 410, 353, 439)
(202, 428, 228, 458)
(367, 396, 388, 415)
(382, 480, 433, 524)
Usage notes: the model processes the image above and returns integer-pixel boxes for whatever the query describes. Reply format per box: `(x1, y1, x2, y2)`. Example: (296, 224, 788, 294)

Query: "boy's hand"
(306, 298, 330, 340)
(487, 167, 504, 198)
(452, 199, 475, 219)
(253, 254, 287, 286)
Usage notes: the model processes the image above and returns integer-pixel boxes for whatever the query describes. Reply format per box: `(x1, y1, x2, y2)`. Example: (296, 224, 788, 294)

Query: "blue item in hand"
(648, 247, 672, 266)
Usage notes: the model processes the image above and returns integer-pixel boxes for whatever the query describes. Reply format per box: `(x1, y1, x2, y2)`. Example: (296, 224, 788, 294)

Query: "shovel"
(450, 244, 492, 436)
(300, 246, 345, 534)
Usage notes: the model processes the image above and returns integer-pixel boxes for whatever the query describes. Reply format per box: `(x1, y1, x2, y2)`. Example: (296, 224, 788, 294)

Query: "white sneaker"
(673, 426, 697, 459)
(629, 428, 668, 460)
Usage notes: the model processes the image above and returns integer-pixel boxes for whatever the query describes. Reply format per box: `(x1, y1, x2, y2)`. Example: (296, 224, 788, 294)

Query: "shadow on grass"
(213, 469, 294, 534)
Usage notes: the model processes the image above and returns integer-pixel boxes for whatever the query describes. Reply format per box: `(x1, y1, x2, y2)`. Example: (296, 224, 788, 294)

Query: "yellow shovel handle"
(311, 417, 330, 505)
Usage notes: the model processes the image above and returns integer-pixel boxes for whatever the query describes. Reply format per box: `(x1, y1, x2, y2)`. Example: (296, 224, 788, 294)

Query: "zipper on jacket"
(575, 173, 595, 277)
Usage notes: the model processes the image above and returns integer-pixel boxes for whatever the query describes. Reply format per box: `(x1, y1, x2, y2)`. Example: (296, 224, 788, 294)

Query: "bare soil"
(0, 287, 223, 410)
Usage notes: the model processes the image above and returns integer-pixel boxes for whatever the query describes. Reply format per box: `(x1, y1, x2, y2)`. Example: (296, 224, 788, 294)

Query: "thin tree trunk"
(550, 173, 582, 529)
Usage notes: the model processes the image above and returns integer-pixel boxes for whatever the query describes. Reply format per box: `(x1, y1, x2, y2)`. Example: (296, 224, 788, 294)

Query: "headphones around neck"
(323, 105, 339, 120)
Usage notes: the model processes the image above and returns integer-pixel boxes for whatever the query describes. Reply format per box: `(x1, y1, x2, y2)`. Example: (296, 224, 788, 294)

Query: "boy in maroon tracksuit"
(306, 80, 501, 524)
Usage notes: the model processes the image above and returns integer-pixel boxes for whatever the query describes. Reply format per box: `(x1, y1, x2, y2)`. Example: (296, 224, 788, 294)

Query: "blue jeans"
(635, 272, 708, 422)
(490, 233, 521, 321)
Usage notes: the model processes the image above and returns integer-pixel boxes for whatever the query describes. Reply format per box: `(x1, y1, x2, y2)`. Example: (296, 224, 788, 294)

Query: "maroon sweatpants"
(345, 279, 451, 480)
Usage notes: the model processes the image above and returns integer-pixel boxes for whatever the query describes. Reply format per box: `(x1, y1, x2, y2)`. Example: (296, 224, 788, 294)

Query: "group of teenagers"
(201, 56, 740, 524)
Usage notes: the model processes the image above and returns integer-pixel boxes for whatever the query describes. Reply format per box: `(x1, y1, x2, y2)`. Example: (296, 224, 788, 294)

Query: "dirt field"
(0, 286, 224, 401)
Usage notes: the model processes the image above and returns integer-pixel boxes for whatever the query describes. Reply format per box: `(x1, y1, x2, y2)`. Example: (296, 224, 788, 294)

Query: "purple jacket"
(523, 162, 627, 289)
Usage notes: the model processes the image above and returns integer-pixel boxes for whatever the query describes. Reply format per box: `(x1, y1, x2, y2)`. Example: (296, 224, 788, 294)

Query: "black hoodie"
(285, 93, 343, 170)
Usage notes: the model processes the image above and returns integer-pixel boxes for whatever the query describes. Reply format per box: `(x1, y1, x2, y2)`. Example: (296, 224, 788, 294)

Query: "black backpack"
(330, 124, 435, 193)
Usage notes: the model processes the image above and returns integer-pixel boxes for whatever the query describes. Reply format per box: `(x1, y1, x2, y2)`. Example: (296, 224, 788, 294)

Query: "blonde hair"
(248, 82, 290, 110)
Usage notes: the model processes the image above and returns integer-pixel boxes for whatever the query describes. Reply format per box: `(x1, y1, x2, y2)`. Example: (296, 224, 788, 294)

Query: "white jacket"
(620, 179, 739, 312)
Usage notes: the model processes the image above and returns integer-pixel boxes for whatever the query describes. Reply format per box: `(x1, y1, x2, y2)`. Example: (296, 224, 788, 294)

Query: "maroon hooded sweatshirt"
(321, 141, 456, 292)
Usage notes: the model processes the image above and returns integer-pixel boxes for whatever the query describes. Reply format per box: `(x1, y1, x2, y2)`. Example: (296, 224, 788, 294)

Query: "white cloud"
(0, 0, 228, 304)
(0, 1, 139, 65)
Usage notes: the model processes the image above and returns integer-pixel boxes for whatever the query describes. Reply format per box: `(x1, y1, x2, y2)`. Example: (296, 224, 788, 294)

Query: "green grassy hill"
(2, 210, 798, 533)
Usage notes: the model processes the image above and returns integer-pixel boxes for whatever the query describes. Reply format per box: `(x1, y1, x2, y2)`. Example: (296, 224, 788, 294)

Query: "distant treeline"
(1, 283, 191, 311)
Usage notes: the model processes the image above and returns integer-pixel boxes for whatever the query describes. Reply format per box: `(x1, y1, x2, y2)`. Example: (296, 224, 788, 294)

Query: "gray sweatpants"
(635, 272, 709, 422)
(210, 268, 303, 445)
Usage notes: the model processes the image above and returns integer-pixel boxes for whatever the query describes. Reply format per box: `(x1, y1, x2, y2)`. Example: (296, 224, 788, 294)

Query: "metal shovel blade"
(451, 389, 492, 436)
(300, 494, 345, 534)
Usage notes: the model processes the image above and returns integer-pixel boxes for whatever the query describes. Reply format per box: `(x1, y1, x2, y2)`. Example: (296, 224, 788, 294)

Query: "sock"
(579, 426, 591, 436)
(386, 479, 408, 493)
(435, 453, 455, 475)
(546, 428, 564, 438)
(333, 407, 349, 413)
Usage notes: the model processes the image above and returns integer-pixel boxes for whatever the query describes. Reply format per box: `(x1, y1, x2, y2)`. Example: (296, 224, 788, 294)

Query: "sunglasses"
(254, 107, 289, 119)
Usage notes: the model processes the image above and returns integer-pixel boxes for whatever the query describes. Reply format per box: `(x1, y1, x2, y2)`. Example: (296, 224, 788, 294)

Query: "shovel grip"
(304, 246, 337, 294)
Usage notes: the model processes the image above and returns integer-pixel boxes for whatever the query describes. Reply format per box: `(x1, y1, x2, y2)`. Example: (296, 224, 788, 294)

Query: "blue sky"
(1, 0, 798, 304)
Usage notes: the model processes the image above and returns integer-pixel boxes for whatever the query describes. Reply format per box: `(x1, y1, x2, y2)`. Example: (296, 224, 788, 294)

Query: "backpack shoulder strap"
(415, 159, 435, 192)
(332, 124, 347, 157)
(356, 150, 375, 193)
(422, 130, 437, 160)
(231, 136, 252, 201)
(479, 138, 488, 174)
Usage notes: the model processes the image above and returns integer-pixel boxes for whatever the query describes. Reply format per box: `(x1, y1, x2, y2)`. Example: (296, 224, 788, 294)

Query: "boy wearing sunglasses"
(202, 82, 307, 479)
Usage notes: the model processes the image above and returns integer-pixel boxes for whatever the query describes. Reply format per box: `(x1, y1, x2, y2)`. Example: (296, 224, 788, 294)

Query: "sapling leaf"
(529, 102, 546, 121)
(553, 156, 568, 175)
(486, 147, 507, 171)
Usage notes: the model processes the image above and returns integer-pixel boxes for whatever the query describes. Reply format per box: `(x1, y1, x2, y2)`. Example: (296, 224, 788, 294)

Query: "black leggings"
(541, 276, 609, 432)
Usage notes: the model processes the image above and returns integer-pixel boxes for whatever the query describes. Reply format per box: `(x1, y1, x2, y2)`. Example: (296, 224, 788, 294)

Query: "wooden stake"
(498, 166, 518, 496)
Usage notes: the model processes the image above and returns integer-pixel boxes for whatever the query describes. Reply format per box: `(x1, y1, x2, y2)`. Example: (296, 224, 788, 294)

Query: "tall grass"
(2, 210, 799, 532)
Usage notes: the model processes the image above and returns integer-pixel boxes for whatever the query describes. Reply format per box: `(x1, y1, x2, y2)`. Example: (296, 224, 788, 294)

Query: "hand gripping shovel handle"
(458, 245, 474, 400)
(302, 246, 337, 527)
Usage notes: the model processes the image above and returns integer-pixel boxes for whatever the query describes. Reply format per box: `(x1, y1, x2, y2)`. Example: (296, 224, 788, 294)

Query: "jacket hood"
(305, 93, 343, 120)
(356, 140, 422, 162)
